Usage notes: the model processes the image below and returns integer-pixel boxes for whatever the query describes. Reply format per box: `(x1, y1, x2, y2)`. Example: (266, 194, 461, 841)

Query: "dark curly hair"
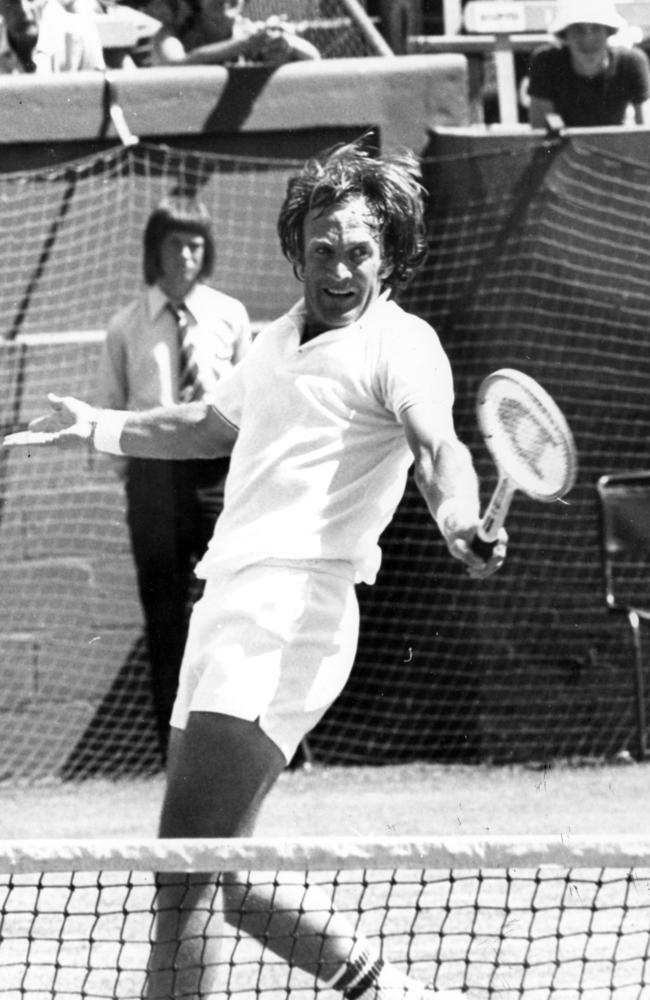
(277, 140, 427, 290)
(143, 196, 216, 286)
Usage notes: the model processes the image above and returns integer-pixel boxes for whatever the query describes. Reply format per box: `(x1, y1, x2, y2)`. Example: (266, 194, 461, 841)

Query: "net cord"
(2, 834, 650, 873)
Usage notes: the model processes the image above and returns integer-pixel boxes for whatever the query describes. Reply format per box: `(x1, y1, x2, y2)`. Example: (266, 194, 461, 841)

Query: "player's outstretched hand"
(3, 393, 97, 449)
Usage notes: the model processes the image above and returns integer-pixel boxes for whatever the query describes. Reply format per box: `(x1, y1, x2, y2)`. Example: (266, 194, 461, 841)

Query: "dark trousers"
(125, 456, 229, 760)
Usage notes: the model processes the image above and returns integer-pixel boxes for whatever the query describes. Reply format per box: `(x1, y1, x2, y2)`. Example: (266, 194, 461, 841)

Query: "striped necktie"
(168, 301, 202, 402)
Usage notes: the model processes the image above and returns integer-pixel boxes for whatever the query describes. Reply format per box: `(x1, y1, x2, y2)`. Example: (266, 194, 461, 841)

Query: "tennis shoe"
(353, 963, 467, 1000)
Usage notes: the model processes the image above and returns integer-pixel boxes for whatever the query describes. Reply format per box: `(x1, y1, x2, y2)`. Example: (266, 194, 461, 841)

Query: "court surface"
(0, 760, 647, 840)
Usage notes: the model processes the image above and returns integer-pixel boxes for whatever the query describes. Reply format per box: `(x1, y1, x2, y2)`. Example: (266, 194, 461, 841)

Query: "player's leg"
(221, 874, 463, 999)
(145, 714, 370, 998)
(147, 711, 461, 1000)
(144, 712, 285, 999)
(161, 713, 284, 839)
(146, 563, 462, 998)
(157, 712, 360, 985)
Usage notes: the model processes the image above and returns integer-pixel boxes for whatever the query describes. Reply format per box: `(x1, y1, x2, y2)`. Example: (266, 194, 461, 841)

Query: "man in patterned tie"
(169, 300, 202, 401)
(96, 196, 251, 761)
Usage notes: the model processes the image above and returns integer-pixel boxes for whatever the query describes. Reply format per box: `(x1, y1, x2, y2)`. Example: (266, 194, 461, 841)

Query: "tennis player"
(18, 141, 506, 999)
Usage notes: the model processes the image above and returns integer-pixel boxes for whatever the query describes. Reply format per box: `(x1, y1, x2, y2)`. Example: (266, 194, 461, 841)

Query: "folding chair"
(597, 472, 650, 759)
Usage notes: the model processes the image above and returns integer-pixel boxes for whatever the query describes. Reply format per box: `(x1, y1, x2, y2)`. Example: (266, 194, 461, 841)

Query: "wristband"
(93, 410, 128, 455)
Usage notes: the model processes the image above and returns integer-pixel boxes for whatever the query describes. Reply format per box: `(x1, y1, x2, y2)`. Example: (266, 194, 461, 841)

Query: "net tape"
(4, 835, 650, 872)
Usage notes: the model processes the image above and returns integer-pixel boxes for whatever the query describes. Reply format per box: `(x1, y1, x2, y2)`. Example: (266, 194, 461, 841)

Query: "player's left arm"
(402, 401, 506, 579)
(16, 393, 238, 460)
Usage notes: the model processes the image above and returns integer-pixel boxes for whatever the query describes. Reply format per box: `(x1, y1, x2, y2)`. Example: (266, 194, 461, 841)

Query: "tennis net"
(2, 835, 650, 999)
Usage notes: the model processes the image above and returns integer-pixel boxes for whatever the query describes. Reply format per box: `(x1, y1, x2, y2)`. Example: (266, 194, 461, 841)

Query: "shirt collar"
(287, 289, 392, 342)
(148, 283, 202, 322)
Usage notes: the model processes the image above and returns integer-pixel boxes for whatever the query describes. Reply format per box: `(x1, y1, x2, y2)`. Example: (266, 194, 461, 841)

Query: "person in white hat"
(527, 0, 650, 127)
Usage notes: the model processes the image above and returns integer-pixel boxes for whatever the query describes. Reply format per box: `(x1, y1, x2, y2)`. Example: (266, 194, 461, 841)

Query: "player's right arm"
(151, 22, 275, 66)
(13, 393, 238, 460)
(527, 46, 559, 129)
(529, 95, 556, 129)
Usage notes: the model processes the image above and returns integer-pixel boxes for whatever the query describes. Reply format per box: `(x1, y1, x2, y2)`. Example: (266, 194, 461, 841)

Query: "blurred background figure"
(0, 0, 105, 72)
(96, 197, 251, 761)
(149, 0, 320, 66)
(526, 0, 650, 127)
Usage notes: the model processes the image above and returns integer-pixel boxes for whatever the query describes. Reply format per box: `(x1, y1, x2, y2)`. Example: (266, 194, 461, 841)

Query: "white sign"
(464, 1, 528, 32)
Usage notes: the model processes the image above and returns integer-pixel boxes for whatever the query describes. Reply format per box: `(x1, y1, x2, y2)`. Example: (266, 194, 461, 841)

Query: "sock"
(355, 963, 426, 1000)
(328, 943, 425, 1000)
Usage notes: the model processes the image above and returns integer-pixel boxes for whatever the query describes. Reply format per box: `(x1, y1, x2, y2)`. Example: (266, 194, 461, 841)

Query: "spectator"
(149, 0, 320, 66)
(0, 0, 105, 72)
(96, 196, 251, 760)
(527, 0, 650, 127)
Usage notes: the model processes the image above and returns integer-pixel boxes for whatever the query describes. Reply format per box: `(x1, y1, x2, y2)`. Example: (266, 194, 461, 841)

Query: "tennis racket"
(471, 368, 577, 560)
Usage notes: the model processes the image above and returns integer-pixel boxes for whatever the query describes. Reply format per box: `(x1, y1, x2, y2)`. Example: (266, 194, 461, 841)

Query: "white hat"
(549, 0, 627, 35)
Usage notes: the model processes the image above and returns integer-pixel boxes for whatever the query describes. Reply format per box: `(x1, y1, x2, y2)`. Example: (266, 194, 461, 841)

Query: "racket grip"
(470, 534, 497, 560)
(470, 478, 514, 561)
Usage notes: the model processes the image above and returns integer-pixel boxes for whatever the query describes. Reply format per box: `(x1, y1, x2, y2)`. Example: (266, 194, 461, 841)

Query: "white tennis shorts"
(170, 559, 360, 762)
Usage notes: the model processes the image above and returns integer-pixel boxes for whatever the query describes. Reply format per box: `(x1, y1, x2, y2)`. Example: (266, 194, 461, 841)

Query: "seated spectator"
(150, 0, 320, 66)
(527, 0, 650, 127)
(0, 0, 105, 72)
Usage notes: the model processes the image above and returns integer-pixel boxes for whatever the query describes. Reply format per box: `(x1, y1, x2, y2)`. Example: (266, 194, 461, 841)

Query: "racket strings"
(496, 396, 561, 480)
(479, 372, 576, 501)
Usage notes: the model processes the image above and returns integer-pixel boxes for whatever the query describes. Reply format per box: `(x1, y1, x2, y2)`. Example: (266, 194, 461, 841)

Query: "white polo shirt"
(195, 293, 455, 585)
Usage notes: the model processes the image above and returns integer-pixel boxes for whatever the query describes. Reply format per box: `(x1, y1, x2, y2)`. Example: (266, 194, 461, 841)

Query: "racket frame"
(474, 367, 577, 549)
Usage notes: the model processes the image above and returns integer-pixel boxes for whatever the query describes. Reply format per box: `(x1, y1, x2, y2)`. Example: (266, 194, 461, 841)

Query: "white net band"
(2, 835, 650, 999)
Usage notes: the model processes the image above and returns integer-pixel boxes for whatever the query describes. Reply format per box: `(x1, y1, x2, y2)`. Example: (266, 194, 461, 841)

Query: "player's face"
(301, 197, 391, 336)
(158, 229, 205, 299)
(564, 22, 610, 58)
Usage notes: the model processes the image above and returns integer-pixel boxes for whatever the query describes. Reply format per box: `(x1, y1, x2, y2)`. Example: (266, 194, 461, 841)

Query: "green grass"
(1, 759, 648, 840)
(1, 761, 649, 999)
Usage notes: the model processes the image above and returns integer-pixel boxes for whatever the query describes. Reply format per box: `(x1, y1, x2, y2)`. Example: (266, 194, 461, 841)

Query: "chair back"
(597, 472, 650, 613)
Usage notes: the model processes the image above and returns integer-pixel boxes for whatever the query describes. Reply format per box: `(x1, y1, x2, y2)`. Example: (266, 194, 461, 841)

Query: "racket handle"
(470, 534, 497, 560)
(471, 477, 515, 561)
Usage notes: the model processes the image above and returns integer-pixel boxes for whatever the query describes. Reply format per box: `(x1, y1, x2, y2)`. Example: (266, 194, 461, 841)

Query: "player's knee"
(159, 714, 284, 837)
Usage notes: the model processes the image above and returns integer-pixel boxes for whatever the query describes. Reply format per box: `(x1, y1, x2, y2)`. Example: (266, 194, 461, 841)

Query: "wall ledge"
(1, 55, 470, 154)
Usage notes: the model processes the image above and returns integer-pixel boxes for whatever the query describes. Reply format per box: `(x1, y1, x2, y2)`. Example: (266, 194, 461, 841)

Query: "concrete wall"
(0, 55, 472, 169)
